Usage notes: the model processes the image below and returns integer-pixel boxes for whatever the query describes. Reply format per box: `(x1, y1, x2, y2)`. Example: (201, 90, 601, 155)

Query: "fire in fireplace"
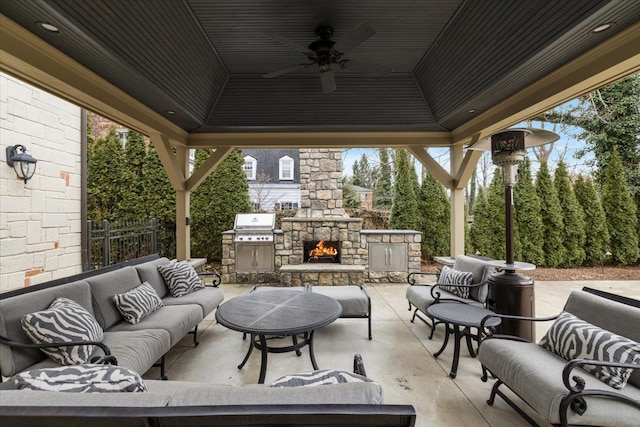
(304, 240, 340, 263)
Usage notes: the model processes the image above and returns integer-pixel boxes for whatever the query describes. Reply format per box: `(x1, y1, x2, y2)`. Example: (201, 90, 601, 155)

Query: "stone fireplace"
(221, 148, 421, 285)
(304, 240, 340, 263)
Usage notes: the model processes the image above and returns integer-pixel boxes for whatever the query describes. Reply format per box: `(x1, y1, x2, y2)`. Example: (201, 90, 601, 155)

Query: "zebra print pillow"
(438, 266, 473, 298)
(158, 261, 204, 297)
(539, 311, 640, 389)
(11, 364, 148, 392)
(21, 298, 104, 365)
(270, 369, 373, 387)
(113, 281, 163, 324)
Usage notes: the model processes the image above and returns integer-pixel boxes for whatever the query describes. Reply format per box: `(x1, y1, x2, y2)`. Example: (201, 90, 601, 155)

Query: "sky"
(341, 119, 595, 188)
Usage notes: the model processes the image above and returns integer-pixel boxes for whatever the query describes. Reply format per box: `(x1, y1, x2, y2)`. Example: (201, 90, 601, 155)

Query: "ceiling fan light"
(320, 69, 336, 94)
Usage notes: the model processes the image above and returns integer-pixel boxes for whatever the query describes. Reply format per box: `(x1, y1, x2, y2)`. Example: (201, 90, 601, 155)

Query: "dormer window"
(279, 156, 294, 181)
(243, 155, 257, 180)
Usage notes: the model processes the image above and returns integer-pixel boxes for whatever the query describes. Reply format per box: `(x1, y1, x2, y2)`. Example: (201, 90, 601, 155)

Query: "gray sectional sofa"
(478, 287, 640, 427)
(0, 255, 224, 380)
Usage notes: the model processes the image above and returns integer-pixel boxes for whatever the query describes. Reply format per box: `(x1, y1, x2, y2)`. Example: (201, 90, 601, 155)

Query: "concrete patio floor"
(145, 280, 640, 427)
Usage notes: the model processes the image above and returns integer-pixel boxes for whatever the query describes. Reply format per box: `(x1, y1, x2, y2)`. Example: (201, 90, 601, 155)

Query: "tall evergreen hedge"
(118, 131, 147, 220)
(470, 189, 492, 256)
(535, 162, 565, 267)
(514, 157, 544, 265)
(390, 149, 420, 230)
(373, 148, 393, 210)
(419, 171, 450, 259)
(574, 175, 610, 265)
(602, 147, 639, 265)
(554, 161, 586, 267)
(87, 127, 125, 221)
(484, 169, 506, 260)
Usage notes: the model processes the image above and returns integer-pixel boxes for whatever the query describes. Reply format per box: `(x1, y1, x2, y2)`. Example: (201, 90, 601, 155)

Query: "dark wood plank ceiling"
(1, 0, 639, 135)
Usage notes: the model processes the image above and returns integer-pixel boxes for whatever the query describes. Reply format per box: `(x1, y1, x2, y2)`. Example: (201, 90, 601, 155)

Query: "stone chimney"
(297, 148, 347, 217)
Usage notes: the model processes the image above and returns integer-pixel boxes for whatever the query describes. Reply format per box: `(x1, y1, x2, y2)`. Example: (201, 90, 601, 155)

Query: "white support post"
(175, 146, 190, 261)
(450, 145, 465, 256)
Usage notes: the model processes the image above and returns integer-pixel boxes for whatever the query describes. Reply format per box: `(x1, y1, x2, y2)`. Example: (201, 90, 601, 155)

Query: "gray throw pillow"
(113, 281, 163, 324)
(21, 298, 104, 365)
(270, 369, 373, 387)
(539, 311, 640, 389)
(438, 266, 472, 299)
(158, 261, 204, 297)
(11, 364, 148, 392)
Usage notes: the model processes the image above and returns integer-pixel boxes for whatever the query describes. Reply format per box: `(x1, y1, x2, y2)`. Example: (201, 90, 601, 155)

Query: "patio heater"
(469, 128, 559, 341)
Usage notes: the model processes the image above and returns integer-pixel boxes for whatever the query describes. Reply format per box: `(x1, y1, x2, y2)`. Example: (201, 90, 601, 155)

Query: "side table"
(426, 303, 501, 378)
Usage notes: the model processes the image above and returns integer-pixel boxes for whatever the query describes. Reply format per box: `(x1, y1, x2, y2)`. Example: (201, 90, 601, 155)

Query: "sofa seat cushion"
(21, 298, 104, 365)
(166, 382, 383, 406)
(479, 338, 640, 426)
(10, 364, 148, 393)
(106, 305, 202, 347)
(97, 330, 171, 375)
(114, 282, 164, 325)
(161, 287, 224, 318)
(312, 286, 368, 315)
(406, 285, 483, 313)
(0, 280, 94, 378)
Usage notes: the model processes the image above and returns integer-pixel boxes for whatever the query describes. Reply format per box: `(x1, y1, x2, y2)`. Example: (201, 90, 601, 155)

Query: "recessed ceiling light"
(37, 22, 60, 33)
(468, 109, 477, 114)
(592, 22, 614, 33)
(166, 110, 175, 115)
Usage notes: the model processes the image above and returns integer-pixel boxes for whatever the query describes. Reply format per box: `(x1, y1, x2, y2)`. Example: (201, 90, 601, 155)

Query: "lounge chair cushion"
(539, 311, 640, 389)
(21, 298, 103, 365)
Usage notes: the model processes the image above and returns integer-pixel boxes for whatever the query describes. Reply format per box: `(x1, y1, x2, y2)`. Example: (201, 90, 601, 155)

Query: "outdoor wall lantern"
(6, 144, 38, 184)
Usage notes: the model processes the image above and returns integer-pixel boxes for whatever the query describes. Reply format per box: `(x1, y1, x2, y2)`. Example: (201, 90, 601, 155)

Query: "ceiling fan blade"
(263, 64, 310, 78)
(264, 31, 310, 54)
(342, 59, 393, 75)
(320, 69, 336, 94)
(332, 22, 376, 54)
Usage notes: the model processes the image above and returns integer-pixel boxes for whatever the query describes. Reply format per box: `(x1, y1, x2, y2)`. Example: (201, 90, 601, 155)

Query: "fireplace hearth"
(304, 240, 340, 263)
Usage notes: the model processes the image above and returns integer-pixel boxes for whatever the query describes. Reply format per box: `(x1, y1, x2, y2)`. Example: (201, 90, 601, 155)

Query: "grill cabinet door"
(236, 244, 274, 272)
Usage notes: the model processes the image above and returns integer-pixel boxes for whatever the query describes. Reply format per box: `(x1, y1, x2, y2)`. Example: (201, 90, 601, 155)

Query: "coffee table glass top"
(216, 289, 343, 336)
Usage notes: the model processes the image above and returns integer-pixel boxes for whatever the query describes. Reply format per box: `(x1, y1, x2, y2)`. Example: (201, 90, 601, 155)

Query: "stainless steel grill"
(234, 213, 276, 272)
(233, 213, 276, 243)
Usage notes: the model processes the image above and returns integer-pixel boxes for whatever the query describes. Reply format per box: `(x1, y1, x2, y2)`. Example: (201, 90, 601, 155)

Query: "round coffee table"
(215, 289, 342, 383)
(426, 303, 501, 378)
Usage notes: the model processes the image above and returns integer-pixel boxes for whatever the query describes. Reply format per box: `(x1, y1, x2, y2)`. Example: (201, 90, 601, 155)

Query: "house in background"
(243, 149, 300, 212)
(352, 185, 373, 210)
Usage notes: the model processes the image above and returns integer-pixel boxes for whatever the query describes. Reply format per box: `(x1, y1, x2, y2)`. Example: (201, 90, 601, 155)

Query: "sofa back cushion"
(0, 280, 93, 377)
(452, 255, 492, 303)
(86, 267, 143, 329)
(134, 257, 171, 298)
(564, 290, 640, 388)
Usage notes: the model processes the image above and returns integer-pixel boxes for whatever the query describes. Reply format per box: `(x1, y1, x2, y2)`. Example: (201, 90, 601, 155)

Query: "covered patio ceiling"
(1, 0, 640, 260)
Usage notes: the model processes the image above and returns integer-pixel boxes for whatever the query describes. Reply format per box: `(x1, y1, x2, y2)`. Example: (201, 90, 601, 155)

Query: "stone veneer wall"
(0, 73, 83, 292)
(297, 148, 345, 218)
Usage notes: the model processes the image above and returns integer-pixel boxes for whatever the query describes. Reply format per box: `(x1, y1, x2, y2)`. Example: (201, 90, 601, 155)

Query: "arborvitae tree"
(352, 154, 378, 189)
(419, 171, 450, 259)
(342, 177, 361, 208)
(574, 175, 610, 266)
(373, 148, 393, 210)
(191, 149, 251, 262)
(87, 126, 125, 221)
(535, 162, 565, 267)
(601, 147, 639, 265)
(485, 170, 506, 260)
(554, 161, 586, 267)
(390, 148, 420, 230)
(118, 131, 147, 220)
(142, 143, 175, 224)
(514, 157, 545, 265)
(470, 189, 492, 256)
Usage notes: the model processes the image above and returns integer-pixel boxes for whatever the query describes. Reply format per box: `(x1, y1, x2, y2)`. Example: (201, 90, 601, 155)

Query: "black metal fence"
(86, 219, 176, 270)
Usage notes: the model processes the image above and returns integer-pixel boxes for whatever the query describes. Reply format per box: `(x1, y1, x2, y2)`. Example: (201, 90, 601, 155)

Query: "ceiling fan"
(263, 23, 393, 94)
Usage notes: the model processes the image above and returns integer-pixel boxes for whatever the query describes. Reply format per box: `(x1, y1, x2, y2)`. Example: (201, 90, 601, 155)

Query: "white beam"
(149, 133, 186, 191)
(454, 150, 483, 189)
(450, 146, 465, 256)
(406, 146, 455, 189)
(185, 147, 234, 192)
